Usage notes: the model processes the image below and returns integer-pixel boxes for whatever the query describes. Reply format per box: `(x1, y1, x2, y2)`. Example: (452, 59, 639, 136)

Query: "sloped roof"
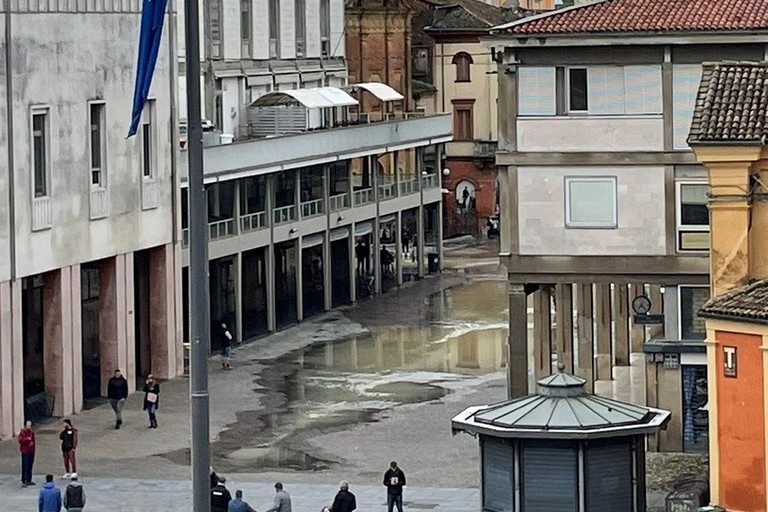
(688, 62, 768, 145)
(427, 0, 530, 31)
(493, 0, 768, 35)
(699, 279, 768, 325)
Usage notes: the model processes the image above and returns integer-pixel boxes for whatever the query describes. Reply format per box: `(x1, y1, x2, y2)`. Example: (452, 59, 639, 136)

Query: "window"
(141, 100, 156, 179)
(676, 182, 709, 251)
(452, 52, 473, 83)
(208, 0, 221, 58)
(32, 110, 49, 198)
(295, 0, 306, 57)
(89, 103, 105, 187)
(568, 68, 588, 112)
(452, 99, 474, 141)
(679, 286, 709, 340)
(320, 0, 330, 56)
(564, 177, 617, 228)
(269, 0, 280, 58)
(518, 67, 556, 116)
(240, 0, 251, 57)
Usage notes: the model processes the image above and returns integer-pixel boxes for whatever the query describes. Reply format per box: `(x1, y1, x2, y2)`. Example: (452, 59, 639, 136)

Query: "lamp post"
(183, 0, 211, 511)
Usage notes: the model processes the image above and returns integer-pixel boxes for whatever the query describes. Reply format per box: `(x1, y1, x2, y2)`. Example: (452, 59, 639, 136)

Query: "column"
(575, 283, 594, 393)
(554, 284, 574, 373)
(172, 243, 184, 378)
(395, 212, 403, 286)
(630, 282, 646, 352)
(124, 254, 137, 393)
(266, 243, 277, 331)
(98, 256, 119, 396)
(0, 280, 24, 439)
(296, 239, 304, 321)
(508, 283, 528, 399)
(349, 225, 357, 303)
(532, 286, 552, 381)
(594, 283, 612, 383)
(613, 283, 630, 366)
(148, 244, 178, 380)
(417, 205, 425, 278)
(235, 252, 243, 342)
(323, 237, 332, 311)
(372, 155, 382, 294)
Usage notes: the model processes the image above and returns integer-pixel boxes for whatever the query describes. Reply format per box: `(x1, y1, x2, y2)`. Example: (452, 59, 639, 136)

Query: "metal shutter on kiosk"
(587, 66, 626, 115)
(481, 437, 513, 512)
(522, 442, 577, 512)
(585, 440, 633, 512)
(517, 67, 556, 116)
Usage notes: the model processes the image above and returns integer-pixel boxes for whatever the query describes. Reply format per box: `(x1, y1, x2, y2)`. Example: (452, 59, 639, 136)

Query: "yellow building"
(690, 61, 768, 512)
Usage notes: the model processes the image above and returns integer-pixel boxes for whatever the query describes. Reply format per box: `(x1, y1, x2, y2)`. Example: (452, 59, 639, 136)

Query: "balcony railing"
(240, 211, 266, 233)
(329, 193, 350, 212)
(474, 140, 498, 158)
(379, 182, 398, 200)
(273, 205, 297, 224)
(421, 174, 438, 189)
(301, 198, 324, 218)
(32, 196, 53, 231)
(89, 187, 108, 219)
(209, 218, 236, 240)
(399, 179, 419, 196)
(353, 188, 374, 206)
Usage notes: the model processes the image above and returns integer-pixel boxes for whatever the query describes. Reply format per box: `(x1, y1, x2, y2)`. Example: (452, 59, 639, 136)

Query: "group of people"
(107, 368, 161, 430)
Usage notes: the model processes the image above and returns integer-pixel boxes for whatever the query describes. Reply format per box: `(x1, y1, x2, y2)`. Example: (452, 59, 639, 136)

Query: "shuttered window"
(624, 65, 662, 114)
(587, 66, 626, 115)
(518, 67, 556, 116)
(482, 437, 513, 512)
(585, 441, 633, 512)
(673, 64, 702, 150)
(522, 443, 578, 512)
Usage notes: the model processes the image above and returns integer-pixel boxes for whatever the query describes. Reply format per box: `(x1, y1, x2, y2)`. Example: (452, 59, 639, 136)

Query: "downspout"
(440, 42, 446, 113)
(5, 0, 16, 282)
(168, 0, 179, 244)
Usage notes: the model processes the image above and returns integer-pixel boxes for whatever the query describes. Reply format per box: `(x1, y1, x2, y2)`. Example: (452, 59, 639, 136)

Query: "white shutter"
(280, 0, 296, 59)
(517, 67, 556, 116)
(329, 0, 345, 57)
(673, 64, 702, 150)
(252, 0, 270, 60)
(305, 0, 321, 58)
(588, 66, 625, 115)
(624, 65, 662, 114)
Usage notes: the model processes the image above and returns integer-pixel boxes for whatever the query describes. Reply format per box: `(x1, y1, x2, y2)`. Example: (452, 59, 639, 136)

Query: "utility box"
(665, 474, 710, 512)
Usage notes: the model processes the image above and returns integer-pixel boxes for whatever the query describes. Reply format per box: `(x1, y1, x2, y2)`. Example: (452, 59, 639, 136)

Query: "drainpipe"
(168, 0, 180, 245)
(440, 42, 446, 113)
(5, 0, 16, 282)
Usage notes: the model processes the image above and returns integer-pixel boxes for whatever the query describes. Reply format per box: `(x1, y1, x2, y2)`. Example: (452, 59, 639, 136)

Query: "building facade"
(0, 2, 183, 438)
(488, 0, 768, 451)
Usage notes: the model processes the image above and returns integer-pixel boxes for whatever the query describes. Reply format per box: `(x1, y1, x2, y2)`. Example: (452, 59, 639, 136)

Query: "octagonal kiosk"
(451, 366, 670, 512)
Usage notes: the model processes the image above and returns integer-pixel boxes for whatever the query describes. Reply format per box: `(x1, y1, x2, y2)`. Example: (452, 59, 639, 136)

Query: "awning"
(330, 227, 350, 242)
(249, 87, 358, 109)
(379, 214, 396, 224)
(344, 83, 404, 102)
(354, 221, 373, 237)
(302, 233, 324, 248)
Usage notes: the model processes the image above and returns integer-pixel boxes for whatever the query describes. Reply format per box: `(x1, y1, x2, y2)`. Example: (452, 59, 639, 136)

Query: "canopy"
(344, 82, 404, 102)
(250, 87, 358, 109)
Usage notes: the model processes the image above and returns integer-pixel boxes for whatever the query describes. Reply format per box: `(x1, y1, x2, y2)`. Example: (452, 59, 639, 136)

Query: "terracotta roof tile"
(699, 279, 768, 325)
(499, 0, 768, 35)
(688, 62, 768, 144)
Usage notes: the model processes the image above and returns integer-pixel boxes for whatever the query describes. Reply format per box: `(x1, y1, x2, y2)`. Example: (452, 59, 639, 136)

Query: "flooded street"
(203, 277, 510, 481)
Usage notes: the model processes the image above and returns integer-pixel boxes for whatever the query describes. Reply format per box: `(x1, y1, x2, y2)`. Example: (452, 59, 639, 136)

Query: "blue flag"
(127, 0, 168, 138)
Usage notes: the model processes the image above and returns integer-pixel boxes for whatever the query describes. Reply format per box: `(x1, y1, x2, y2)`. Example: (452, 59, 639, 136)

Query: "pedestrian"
(265, 482, 292, 512)
(63, 474, 86, 511)
(107, 368, 129, 430)
(143, 373, 160, 429)
(211, 476, 232, 512)
(329, 480, 356, 512)
(59, 419, 78, 479)
(220, 323, 233, 370)
(38, 474, 62, 512)
(383, 461, 406, 512)
(19, 419, 36, 487)
(228, 489, 257, 512)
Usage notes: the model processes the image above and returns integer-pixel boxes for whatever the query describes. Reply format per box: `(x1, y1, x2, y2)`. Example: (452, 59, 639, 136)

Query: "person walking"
(220, 323, 233, 370)
(59, 420, 78, 479)
(143, 373, 160, 429)
(211, 476, 232, 512)
(38, 474, 62, 512)
(383, 461, 406, 512)
(228, 490, 257, 512)
(107, 368, 129, 430)
(329, 480, 356, 512)
(265, 482, 292, 512)
(63, 474, 86, 512)
(19, 419, 36, 487)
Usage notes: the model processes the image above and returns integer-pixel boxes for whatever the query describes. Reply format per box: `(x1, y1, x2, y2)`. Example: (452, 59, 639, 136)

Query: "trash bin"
(428, 253, 439, 273)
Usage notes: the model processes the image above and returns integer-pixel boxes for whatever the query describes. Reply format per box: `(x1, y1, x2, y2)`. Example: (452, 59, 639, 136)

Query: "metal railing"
(273, 205, 297, 224)
(421, 174, 438, 189)
(353, 188, 374, 206)
(208, 218, 236, 240)
(399, 179, 419, 196)
(240, 211, 266, 232)
(329, 193, 350, 211)
(300, 198, 324, 218)
(378, 182, 398, 200)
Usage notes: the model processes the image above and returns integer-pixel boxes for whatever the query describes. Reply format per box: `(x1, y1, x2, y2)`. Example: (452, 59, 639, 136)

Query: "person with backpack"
(63, 474, 86, 511)
(19, 419, 36, 487)
(211, 476, 232, 512)
(59, 419, 78, 479)
(38, 474, 62, 512)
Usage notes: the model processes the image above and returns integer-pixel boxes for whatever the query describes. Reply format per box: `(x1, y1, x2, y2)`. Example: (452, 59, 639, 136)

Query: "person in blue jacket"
(38, 474, 62, 512)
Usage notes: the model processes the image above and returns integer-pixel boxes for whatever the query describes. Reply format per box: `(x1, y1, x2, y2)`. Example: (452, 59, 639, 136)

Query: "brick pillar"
(0, 280, 24, 439)
(148, 244, 178, 380)
(98, 255, 135, 395)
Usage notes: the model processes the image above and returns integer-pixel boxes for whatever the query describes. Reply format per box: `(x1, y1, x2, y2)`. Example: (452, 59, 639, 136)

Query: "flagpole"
(182, 0, 211, 510)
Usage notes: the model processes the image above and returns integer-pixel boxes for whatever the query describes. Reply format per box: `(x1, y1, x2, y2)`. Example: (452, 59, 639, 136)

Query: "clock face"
(632, 295, 652, 315)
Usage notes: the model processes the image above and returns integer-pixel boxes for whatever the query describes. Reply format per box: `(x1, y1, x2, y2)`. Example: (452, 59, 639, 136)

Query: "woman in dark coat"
(142, 373, 160, 428)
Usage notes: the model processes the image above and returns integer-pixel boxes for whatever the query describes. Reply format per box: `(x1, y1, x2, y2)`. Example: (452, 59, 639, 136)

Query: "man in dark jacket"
(107, 369, 129, 430)
(211, 476, 232, 512)
(383, 461, 406, 512)
(330, 480, 356, 512)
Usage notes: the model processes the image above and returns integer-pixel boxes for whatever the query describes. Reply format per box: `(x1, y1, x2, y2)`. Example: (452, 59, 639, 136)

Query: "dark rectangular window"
(269, 0, 280, 58)
(295, 0, 306, 57)
(680, 286, 709, 340)
(90, 103, 104, 186)
(142, 123, 152, 177)
(32, 112, 47, 197)
(241, 0, 251, 56)
(568, 68, 588, 111)
(320, 0, 330, 56)
(209, 0, 221, 58)
(452, 100, 474, 141)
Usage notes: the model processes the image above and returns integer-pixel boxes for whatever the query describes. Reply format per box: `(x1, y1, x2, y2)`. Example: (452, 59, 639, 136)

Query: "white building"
(0, 2, 183, 438)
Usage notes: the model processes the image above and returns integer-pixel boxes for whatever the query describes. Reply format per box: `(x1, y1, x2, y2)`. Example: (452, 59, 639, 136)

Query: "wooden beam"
(575, 283, 594, 393)
(532, 287, 552, 381)
(594, 283, 612, 381)
(613, 283, 630, 366)
(555, 284, 574, 373)
(630, 282, 646, 353)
